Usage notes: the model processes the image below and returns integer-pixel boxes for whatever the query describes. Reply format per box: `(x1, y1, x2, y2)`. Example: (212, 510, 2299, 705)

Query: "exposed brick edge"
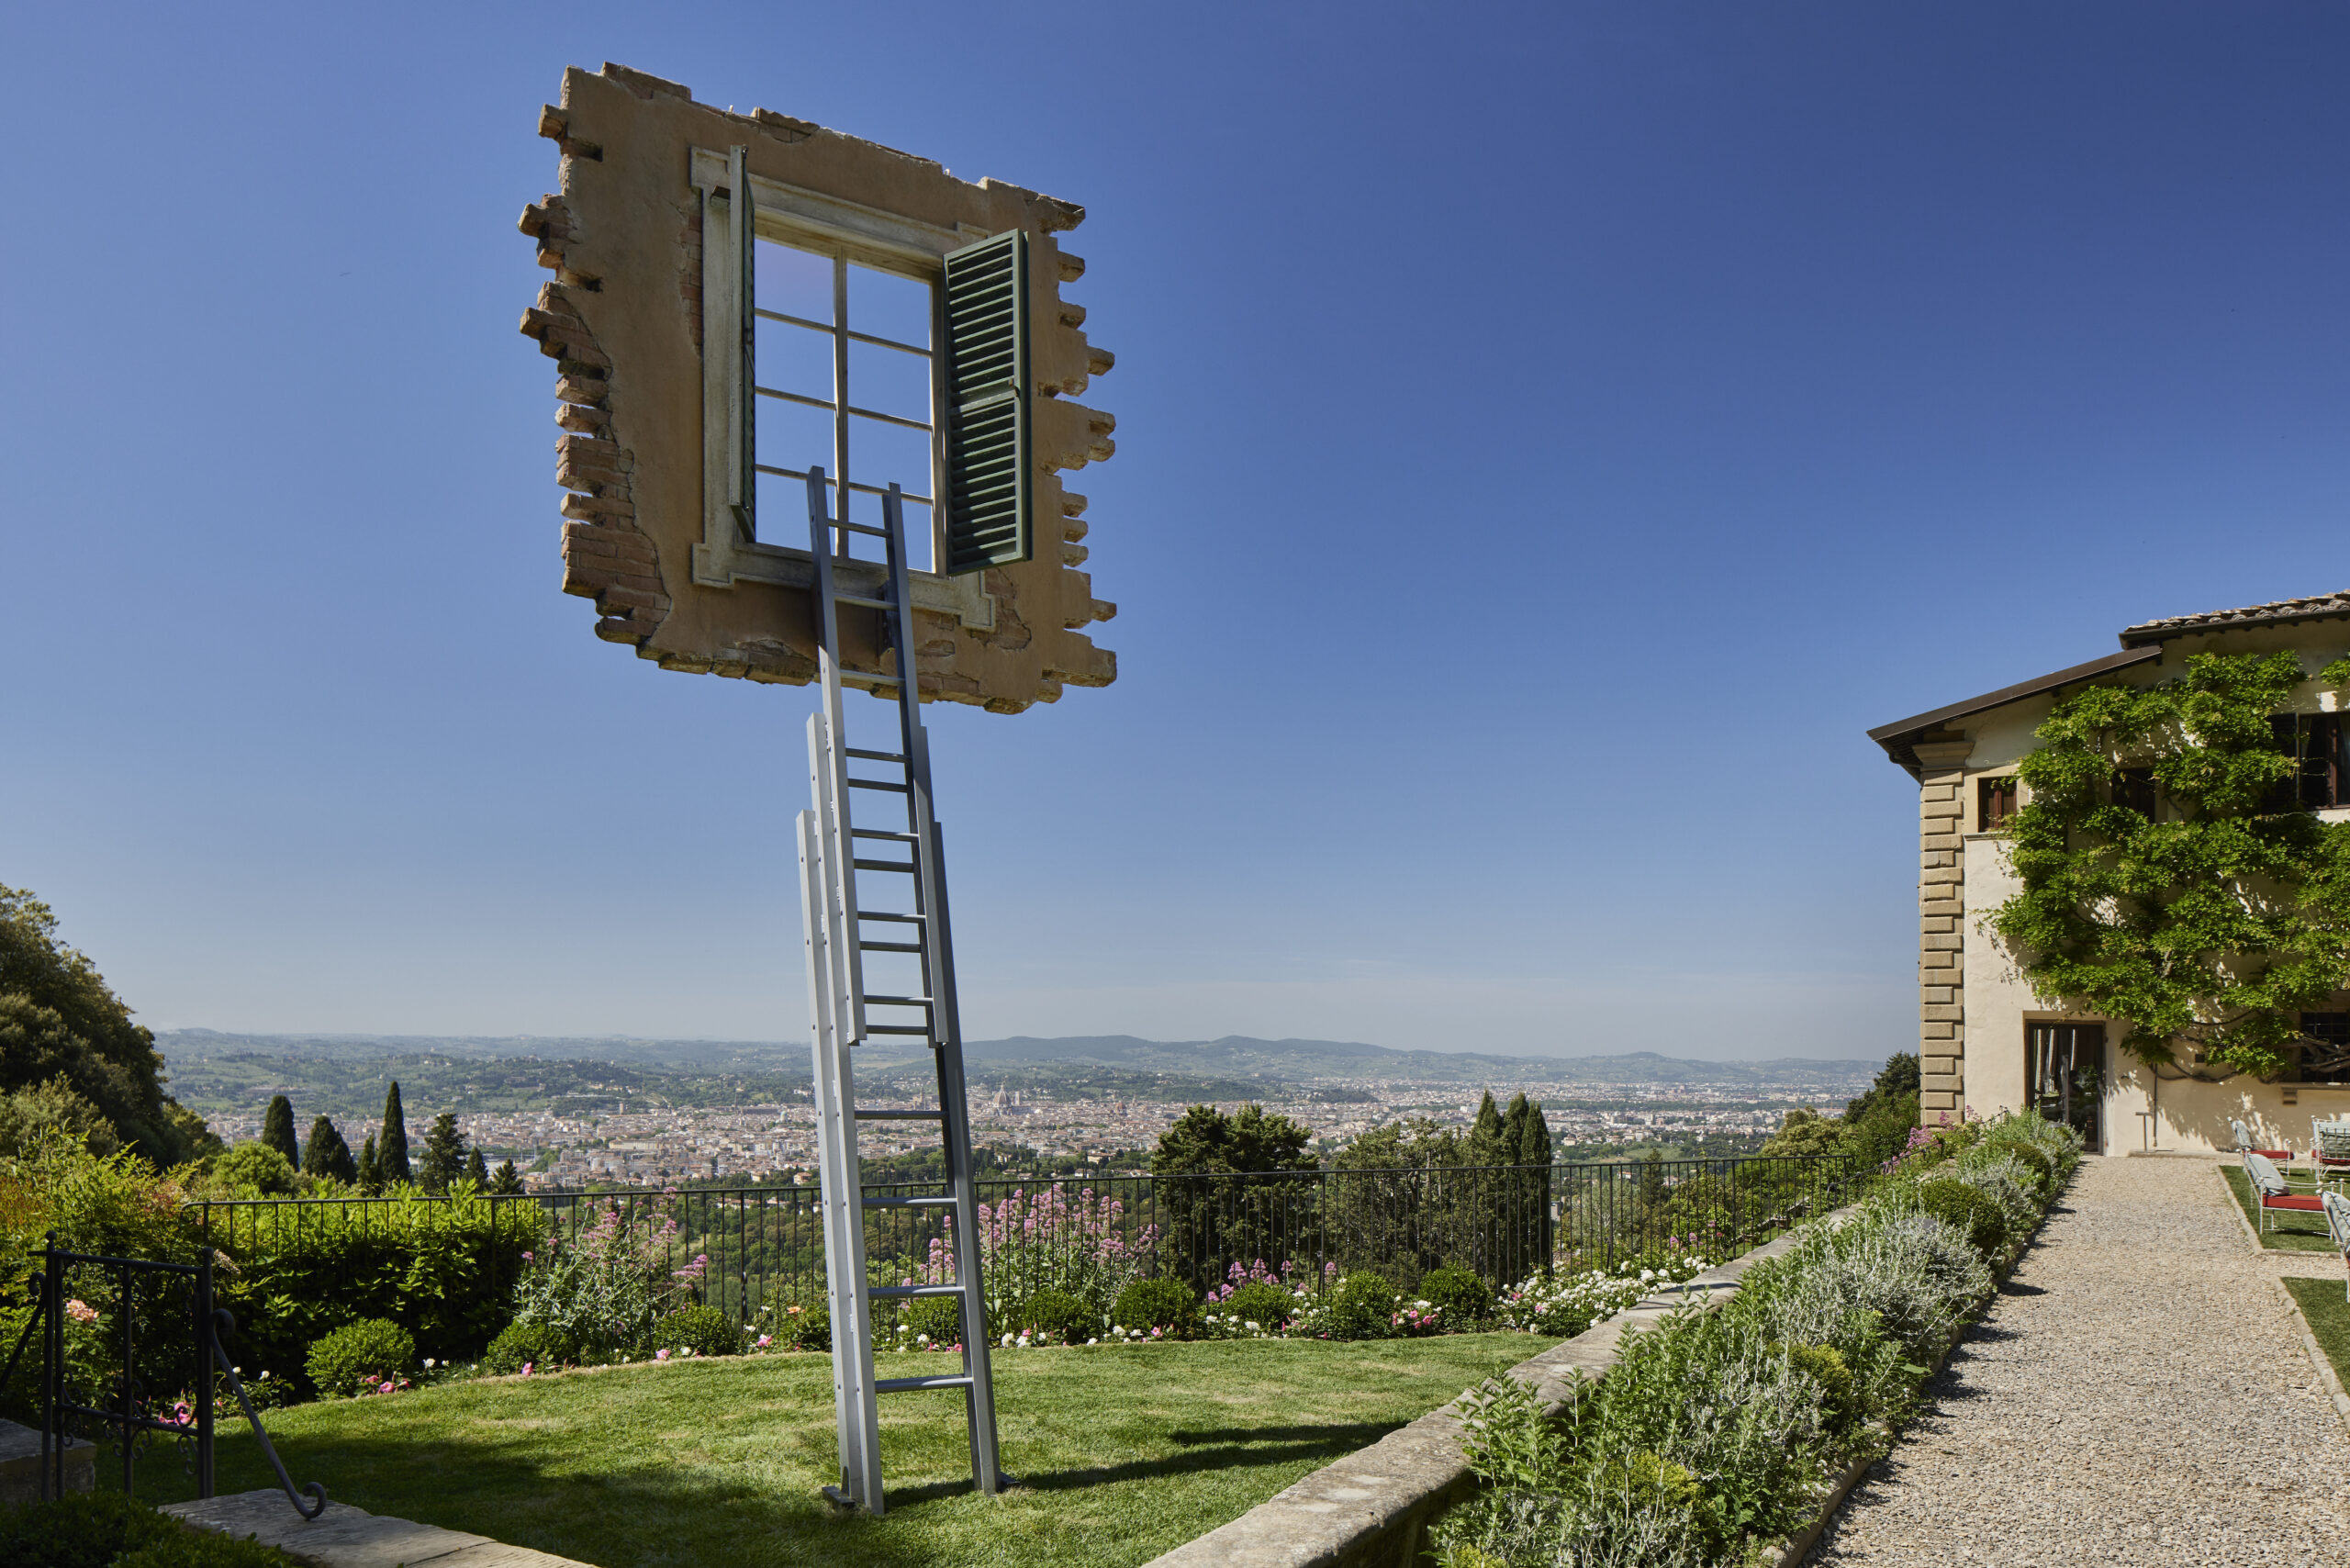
(519, 113, 667, 652)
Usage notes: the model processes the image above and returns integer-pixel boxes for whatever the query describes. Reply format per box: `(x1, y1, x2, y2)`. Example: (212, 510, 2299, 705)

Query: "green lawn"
(2217, 1164, 2338, 1252)
(2285, 1275, 2350, 1388)
(138, 1337, 1539, 1568)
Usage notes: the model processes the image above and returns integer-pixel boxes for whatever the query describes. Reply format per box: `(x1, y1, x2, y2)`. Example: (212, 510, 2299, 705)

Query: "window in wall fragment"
(749, 238, 941, 569)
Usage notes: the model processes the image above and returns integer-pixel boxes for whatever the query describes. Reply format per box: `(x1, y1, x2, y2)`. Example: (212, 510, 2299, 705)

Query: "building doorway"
(2025, 1023, 2105, 1151)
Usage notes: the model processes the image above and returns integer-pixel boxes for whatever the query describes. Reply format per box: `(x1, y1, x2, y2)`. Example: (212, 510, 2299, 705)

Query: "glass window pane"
(849, 263, 931, 350)
(851, 418, 934, 504)
(756, 241, 834, 325)
(846, 340, 932, 427)
(755, 315, 834, 403)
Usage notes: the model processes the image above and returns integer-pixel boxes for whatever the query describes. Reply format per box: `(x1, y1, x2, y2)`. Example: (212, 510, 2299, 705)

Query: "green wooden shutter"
(942, 230, 1032, 574)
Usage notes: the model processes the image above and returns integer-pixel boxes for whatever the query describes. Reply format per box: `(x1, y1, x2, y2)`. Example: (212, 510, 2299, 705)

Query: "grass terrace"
(140, 1337, 1542, 1568)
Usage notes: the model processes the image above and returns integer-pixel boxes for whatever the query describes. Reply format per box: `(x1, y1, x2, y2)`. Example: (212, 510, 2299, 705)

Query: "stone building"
(1868, 590, 2350, 1153)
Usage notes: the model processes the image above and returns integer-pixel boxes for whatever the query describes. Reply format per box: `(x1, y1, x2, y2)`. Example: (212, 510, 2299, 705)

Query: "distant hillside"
(159, 1030, 1878, 1089)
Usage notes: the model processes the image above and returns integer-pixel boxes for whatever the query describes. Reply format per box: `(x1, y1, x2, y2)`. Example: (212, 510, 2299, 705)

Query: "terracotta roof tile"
(2120, 590, 2350, 646)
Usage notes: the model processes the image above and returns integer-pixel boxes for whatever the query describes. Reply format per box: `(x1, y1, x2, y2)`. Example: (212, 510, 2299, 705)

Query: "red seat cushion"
(2264, 1194, 2326, 1211)
(2255, 1148, 2296, 1160)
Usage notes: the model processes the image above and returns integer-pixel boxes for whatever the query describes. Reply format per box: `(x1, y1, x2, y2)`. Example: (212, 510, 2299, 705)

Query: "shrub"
(1112, 1277, 1199, 1339)
(901, 1293, 974, 1348)
(1782, 1340, 1857, 1433)
(306, 1317, 415, 1398)
(481, 1318, 574, 1375)
(506, 1198, 695, 1361)
(203, 1185, 540, 1385)
(1917, 1179, 2007, 1261)
(0, 1490, 297, 1568)
(1316, 1271, 1401, 1341)
(1418, 1264, 1493, 1327)
(1021, 1287, 1095, 1346)
(1988, 1137, 2054, 1193)
(652, 1303, 739, 1358)
(778, 1298, 829, 1351)
(1222, 1280, 1296, 1331)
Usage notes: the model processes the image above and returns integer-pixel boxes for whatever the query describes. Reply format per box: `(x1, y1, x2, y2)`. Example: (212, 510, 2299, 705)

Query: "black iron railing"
(0, 1236, 323, 1516)
(185, 1154, 1859, 1334)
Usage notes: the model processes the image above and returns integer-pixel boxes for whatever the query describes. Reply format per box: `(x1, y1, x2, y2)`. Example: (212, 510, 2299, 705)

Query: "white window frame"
(687, 147, 994, 631)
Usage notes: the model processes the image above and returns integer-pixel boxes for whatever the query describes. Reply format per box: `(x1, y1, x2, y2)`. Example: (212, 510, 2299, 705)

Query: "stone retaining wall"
(1141, 1226, 1825, 1568)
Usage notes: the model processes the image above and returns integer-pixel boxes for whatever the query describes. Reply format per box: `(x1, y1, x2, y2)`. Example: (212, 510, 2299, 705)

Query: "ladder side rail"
(805, 469, 867, 1036)
(798, 808, 881, 1511)
(796, 808, 857, 1495)
(923, 814, 1003, 1493)
(879, 483, 1002, 1494)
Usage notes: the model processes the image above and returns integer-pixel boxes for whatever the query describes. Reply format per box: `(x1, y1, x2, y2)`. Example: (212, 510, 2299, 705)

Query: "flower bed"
(1429, 1111, 2081, 1568)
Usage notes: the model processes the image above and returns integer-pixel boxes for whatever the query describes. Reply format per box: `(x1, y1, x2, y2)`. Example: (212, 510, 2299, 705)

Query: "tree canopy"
(0, 884, 216, 1164)
(1151, 1103, 1316, 1177)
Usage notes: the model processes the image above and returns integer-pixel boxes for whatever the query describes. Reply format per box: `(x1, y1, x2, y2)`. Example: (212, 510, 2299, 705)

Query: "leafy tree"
(0, 885, 212, 1164)
(465, 1148, 489, 1189)
(301, 1115, 357, 1185)
(216, 1143, 297, 1196)
(417, 1112, 466, 1193)
(1152, 1103, 1316, 1290)
(1759, 1107, 1844, 1159)
(490, 1159, 526, 1195)
(1992, 650, 2350, 1078)
(260, 1095, 299, 1170)
(1841, 1054, 1919, 1125)
(1463, 1089, 1506, 1168)
(377, 1082, 411, 1185)
(1152, 1103, 1316, 1178)
(0, 1077, 119, 1158)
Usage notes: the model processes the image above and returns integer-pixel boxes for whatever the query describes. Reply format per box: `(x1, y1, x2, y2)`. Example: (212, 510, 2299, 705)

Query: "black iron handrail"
(6, 1235, 325, 1518)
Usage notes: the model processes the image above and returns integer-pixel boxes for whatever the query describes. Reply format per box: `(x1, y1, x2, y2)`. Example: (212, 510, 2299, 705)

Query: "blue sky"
(3, 3, 2344, 1059)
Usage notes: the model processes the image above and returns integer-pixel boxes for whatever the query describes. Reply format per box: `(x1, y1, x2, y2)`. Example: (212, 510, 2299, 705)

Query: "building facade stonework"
(1871, 591, 2350, 1150)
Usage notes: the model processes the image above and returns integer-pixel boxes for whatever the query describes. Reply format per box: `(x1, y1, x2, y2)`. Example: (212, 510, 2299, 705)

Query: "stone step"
(162, 1491, 599, 1568)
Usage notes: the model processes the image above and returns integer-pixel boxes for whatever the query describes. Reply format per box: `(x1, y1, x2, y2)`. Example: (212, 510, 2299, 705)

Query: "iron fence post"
(195, 1249, 215, 1498)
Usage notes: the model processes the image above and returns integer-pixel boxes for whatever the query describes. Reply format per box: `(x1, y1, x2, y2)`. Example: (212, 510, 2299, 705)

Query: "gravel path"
(1804, 1156, 2350, 1568)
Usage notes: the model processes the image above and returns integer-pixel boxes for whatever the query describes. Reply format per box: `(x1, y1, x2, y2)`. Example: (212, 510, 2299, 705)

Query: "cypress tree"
(1517, 1097, 1554, 1277)
(489, 1159, 525, 1195)
(302, 1114, 357, 1185)
(260, 1095, 299, 1170)
(418, 1111, 465, 1193)
(465, 1147, 489, 1189)
(357, 1133, 380, 1194)
(377, 1082, 410, 1186)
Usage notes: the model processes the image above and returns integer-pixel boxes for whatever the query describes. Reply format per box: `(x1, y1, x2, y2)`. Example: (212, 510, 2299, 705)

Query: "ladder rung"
(864, 1195, 957, 1208)
(848, 778, 910, 792)
(863, 1025, 934, 1036)
(854, 858, 917, 873)
(865, 994, 934, 1007)
(877, 1374, 974, 1393)
(856, 1109, 945, 1121)
(835, 521, 890, 538)
(871, 1283, 965, 1300)
(861, 912, 926, 924)
(834, 668, 903, 687)
(845, 747, 906, 762)
(859, 940, 922, 953)
(835, 593, 896, 610)
(850, 828, 919, 842)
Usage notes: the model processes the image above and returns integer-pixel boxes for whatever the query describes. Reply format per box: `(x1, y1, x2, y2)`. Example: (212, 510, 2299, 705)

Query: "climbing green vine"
(1989, 650, 2350, 1080)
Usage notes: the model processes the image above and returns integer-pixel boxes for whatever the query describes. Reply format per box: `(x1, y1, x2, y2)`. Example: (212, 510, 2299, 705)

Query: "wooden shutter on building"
(941, 230, 1032, 575)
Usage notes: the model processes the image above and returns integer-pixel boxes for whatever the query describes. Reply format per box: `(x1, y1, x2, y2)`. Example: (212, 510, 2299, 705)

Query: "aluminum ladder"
(796, 467, 1004, 1516)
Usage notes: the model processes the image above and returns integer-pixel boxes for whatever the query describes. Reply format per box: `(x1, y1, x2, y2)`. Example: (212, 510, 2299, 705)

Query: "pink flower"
(756, 1335, 772, 1348)
(64, 1300, 97, 1325)
(521, 1362, 533, 1376)
(655, 1349, 670, 1361)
